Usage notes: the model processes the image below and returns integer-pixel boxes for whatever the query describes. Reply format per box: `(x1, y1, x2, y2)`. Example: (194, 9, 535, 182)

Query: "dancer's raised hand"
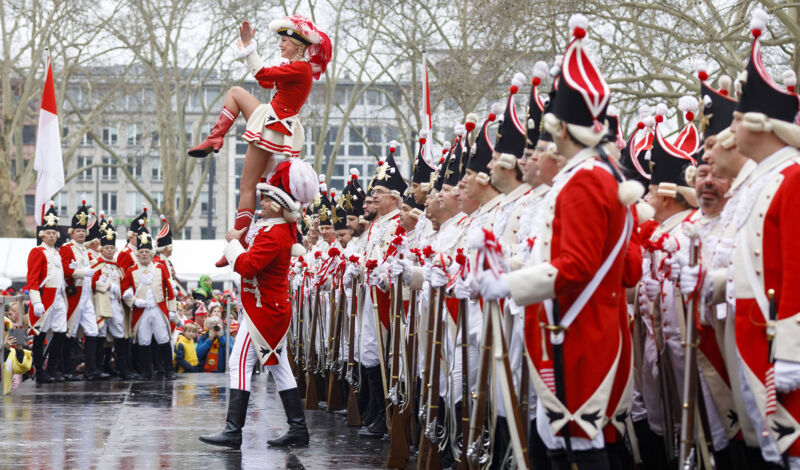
(238, 20, 256, 49)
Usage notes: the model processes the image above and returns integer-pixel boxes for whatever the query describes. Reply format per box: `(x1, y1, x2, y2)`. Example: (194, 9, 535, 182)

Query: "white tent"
(0, 238, 236, 284)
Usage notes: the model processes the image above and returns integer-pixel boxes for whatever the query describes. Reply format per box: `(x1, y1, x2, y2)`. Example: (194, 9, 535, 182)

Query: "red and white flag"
(421, 51, 433, 159)
(33, 55, 65, 226)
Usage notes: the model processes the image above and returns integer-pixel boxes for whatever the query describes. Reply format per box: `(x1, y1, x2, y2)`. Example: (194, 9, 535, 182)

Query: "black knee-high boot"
(139, 342, 153, 379)
(158, 342, 176, 380)
(199, 388, 251, 449)
(356, 362, 373, 425)
(32, 333, 54, 383)
(46, 332, 66, 381)
(114, 338, 138, 380)
(267, 388, 310, 446)
(358, 365, 387, 437)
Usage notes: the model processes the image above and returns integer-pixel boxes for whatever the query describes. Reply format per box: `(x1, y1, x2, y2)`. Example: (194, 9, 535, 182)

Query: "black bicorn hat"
(341, 169, 366, 217)
(332, 203, 347, 231)
(100, 219, 117, 247)
(735, 9, 800, 124)
(695, 60, 737, 139)
(86, 208, 102, 241)
(156, 214, 173, 249)
(604, 105, 627, 151)
(410, 135, 435, 188)
(402, 193, 424, 218)
(39, 200, 59, 232)
(135, 219, 154, 251)
(620, 105, 656, 186)
(317, 191, 334, 226)
(550, 15, 610, 132)
(494, 73, 528, 162)
(71, 198, 90, 230)
(432, 144, 451, 192)
(467, 104, 501, 179)
(128, 205, 148, 236)
(526, 61, 550, 149)
(371, 148, 408, 197)
(649, 105, 697, 189)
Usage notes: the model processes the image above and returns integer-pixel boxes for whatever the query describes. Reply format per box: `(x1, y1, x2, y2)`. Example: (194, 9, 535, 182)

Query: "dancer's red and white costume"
(226, 217, 297, 391)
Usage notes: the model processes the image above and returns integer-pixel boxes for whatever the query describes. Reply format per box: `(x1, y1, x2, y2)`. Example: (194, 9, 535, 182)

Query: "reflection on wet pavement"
(0, 374, 407, 469)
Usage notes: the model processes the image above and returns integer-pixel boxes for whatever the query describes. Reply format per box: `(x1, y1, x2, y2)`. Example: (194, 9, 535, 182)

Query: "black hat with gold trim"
(128, 206, 148, 237)
(341, 169, 365, 217)
(317, 191, 333, 226)
(86, 208, 102, 242)
(101, 219, 117, 247)
(332, 204, 347, 231)
(38, 200, 59, 236)
(71, 198, 90, 231)
(371, 147, 407, 198)
(135, 219, 154, 251)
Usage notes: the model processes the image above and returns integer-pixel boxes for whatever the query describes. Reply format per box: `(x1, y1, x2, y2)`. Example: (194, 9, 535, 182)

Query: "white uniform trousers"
(229, 317, 296, 392)
(69, 283, 98, 337)
(97, 297, 125, 339)
(136, 305, 170, 345)
(41, 290, 68, 334)
(359, 290, 380, 368)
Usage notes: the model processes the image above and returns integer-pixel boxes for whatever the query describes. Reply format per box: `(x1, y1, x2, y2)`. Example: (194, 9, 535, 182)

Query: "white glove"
(643, 278, 660, 302)
(368, 269, 382, 287)
(69, 261, 78, 270)
(110, 284, 121, 298)
(390, 258, 413, 283)
(422, 263, 432, 283)
(637, 289, 650, 316)
(430, 266, 449, 288)
(665, 257, 681, 282)
(134, 298, 148, 308)
(476, 271, 511, 300)
(84, 268, 96, 278)
(679, 265, 701, 297)
(775, 360, 800, 393)
(122, 288, 134, 301)
(454, 276, 478, 300)
(33, 303, 45, 315)
(345, 263, 359, 281)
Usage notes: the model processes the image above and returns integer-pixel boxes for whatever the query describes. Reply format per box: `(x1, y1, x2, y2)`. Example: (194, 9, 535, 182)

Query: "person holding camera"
(196, 317, 230, 373)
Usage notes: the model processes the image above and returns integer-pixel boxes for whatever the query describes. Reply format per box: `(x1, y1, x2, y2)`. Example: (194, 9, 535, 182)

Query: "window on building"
(334, 88, 347, 106)
(324, 125, 338, 156)
(184, 123, 193, 145)
(331, 163, 345, 191)
(80, 131, 93, 146)
(101, 192, 118, 215)
(200, 226, 215, 240)
(25, 195, 35, 215)
(22, 125, 36, 145)
(183, 227, 192, 240)
(200, 192, 215, 216)
(151, 191, 163, 212)
(349, 126, 364, 156)
(127, 123, 142, 146)
(101, 156, 117, 181)
(234, 157, 244, 206)
(235, 142, 248, 155)
(175, 194, 192, 213)
(77, 156, 93, 181)
(126, 154, 142, 179)
(55, 193, 68, 215)
(366, 90, 382, 106)
(205, 87, 220, 107)
(150, 156, 162, 181)
(126, 192, 145, 216)
(102, 126, 118, 146)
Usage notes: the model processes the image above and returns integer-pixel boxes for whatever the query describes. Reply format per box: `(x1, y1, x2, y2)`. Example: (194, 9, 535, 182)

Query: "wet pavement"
(0, 373, 408, 469)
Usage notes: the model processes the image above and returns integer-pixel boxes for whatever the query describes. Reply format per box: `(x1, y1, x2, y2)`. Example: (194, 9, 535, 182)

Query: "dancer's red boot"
(188, 107, 237, 158)
(215, 209, 254, 268)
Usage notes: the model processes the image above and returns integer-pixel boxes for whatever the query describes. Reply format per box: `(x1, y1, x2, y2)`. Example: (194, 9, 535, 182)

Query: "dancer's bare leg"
(224, 86, 262, 120)
(239, 144, 274, 214)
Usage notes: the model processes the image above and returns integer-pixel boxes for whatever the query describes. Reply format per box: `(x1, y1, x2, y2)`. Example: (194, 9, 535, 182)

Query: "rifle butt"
(304, 371, 320, 410)
(346, 387, 362, 427)
(327, 371, 345, 411)
(386, 406, 410, 468)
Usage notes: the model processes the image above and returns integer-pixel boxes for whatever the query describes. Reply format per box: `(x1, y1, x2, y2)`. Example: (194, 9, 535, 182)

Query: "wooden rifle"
(327, 271, 346, 411)
(296, 278, 307, 398)
(423, 285, 446, 470)
(679, 235, 701, 466)
(650, 252, 679, 467)
(467, 298, 493, 469)
(406, 289, 420, 446)
(304, 288, 321, 410)
(387, 269, 409, 468)
(457, 297, 470, 470)
(345, 277, 362, 427)
(417, 283, 443, 470)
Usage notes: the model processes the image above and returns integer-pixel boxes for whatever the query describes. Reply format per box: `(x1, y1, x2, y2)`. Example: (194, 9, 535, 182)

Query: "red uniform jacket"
(120, 262, 174, 332)
(255, 61, 312, 136)
(60, 241, 91, 320)
(229, 220, 293, 366)
(116, 244, 136, 274)
(26, 245, 63, 329)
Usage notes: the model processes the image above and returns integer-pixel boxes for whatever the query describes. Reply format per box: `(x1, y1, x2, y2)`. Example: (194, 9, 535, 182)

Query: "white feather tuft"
(655, 103, 668, 116)
(783, 70, 797, 87)
(643, 116, 656, 128)
(750, 8, 769, 32)
(318, 173, 326, 183)
(490, 101, 504, 115)
(607, 105, 619, 116)
(319, 183, 327, 193)
(533, 61, 549, 81)
(466, 227, 486, 251)
(350, 168, 360, 177)
(291, 243, 307, 257)
(718, 75, 732, 92)
(289, 159, 320, 205)
(703, 95, 713, 108)
(644, 150, 653, 161)
(638, 104, 652, 119)
(568, 13, 588, 32)
(678, 95, 698, 114)
(549, 55, 563, 77)
(454, 124, 466, 136)
(465, 113, 479, 125)
(511, 72, 526, 89)
(618, 180, 644, 206)
(661, 235, 679, 254)
(694, 59, 707, 74)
